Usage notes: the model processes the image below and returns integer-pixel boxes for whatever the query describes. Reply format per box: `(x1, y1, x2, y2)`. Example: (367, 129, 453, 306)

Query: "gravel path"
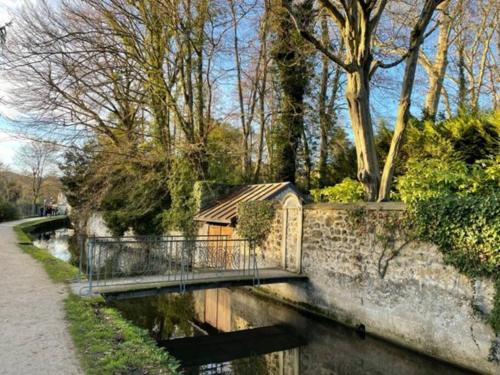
(0, 219, 83, 375)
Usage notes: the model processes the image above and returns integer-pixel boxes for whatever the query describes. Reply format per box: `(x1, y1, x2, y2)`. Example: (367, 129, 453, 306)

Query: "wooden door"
(207, 225, 234, 269)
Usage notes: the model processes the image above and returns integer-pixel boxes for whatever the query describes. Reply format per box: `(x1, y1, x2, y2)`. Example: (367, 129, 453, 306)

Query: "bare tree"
(0, 21, 11, 46)
(285, 0, 445, 200)
(420, 0, 454, 120)
(451, 0, 499, 111)
(16, 141, 57, 214)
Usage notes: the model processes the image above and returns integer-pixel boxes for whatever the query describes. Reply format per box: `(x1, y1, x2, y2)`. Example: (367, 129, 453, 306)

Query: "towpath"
(0, 218, 82, 375)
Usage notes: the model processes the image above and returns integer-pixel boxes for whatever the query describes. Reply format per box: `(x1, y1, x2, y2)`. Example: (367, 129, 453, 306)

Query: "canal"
(33, 228, 475, 374)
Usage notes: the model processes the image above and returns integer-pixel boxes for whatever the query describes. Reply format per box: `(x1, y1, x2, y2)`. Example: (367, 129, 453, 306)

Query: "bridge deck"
(71, 268, 307, 300)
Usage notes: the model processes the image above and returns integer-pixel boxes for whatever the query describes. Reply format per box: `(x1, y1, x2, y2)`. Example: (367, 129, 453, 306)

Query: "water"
(110, 289, 474, 375)
(33, 228, 77, 263)
(39, 229, 475, 375)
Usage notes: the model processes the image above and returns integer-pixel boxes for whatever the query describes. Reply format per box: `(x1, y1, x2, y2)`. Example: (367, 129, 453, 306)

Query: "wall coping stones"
(304, 202, 406, 211)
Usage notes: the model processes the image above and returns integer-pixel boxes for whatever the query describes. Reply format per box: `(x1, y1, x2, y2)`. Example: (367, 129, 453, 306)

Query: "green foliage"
(410, 194, 500, 277)
(311, 178, 364, 203)
(397, 158, 500, 203)
(59, 144, 96, 210)
(313, 126, 357, 188)
(0, 174, 22, 203)
(162, 157, 198, 238)
(100, 163, 170, 236)
(237, 201, 277, 244)
(401, 156, 500, 333)
(15, 217, 180, 372)
(269, 1, 313, 183)
(207, 123, 243, 184)
(14, 218, 78, 282)
(438, 110, 500, 164)
(60, 143, 172, 236)
(408, 193, 500, 332)
(0, 198, 19, 222)
(65, 294, 180, 375)
(403, 110, 499, 166)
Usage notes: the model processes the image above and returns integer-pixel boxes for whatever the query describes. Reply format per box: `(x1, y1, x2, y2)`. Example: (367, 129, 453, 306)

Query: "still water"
(36, 230, 475, 375)
(33, 228, 76, 263)
(110, 289, 474, 375)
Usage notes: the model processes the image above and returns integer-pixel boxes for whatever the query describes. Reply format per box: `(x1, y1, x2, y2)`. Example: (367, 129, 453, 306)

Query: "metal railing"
(78, 235, 259, 294)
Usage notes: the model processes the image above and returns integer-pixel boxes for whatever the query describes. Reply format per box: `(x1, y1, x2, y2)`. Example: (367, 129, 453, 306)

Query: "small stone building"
(194, 182, 300, 238)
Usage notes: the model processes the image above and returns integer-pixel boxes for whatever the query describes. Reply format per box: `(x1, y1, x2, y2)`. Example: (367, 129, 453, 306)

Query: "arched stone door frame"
(280, 193, 303, 273)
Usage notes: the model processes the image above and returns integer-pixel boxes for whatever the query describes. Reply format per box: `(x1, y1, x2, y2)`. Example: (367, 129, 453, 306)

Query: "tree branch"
(318, 0, 346, 27)
(282, 1, 351, 72)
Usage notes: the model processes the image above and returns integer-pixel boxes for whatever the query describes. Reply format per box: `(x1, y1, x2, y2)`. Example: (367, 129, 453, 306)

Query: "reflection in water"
(110, 288, 474, 375)
(33, 228, 77, 263)
(110, 294, 196, 341)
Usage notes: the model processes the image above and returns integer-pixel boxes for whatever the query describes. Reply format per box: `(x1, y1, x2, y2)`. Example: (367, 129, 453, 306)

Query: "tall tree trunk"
(272, 0, 312, 184)
(318, 15, 330, 188)
(345, 69, 380, 201)
(379, 0, 443, 201)
(423, 0, 451, 120)
(456, 38, 468, 112)
(302, 126, 312, 190)
(229, 0, 251, 180)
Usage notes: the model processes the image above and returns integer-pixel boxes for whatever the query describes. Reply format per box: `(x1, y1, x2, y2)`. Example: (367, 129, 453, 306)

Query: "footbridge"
(72, 236, 307, 300)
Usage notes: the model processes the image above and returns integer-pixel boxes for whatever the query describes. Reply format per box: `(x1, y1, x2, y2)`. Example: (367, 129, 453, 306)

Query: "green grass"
(14, 218, 79, 282)
(65, 294, 180, 375)
(14, 217, 181, 374)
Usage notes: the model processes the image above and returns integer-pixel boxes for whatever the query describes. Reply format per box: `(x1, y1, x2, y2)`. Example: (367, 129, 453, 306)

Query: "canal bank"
(0, 218, 82, 375)
(9, 217, 179, 375)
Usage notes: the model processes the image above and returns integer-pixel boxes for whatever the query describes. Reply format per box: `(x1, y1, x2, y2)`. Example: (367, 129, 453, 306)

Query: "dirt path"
(0, 219, 83, 375)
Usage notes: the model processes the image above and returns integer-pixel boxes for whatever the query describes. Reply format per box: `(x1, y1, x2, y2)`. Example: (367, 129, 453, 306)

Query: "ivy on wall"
(409, 193, 500, 334)
(237, 201, 277, 245)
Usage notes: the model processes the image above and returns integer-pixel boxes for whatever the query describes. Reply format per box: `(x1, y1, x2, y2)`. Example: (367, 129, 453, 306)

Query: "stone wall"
(260, 202, 499, 374)
(256, 208, 283, 269)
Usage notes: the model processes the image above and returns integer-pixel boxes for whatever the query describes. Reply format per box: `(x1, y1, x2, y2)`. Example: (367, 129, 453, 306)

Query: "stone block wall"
(255, 208, 283, 269)
(260, 202, 499, 374)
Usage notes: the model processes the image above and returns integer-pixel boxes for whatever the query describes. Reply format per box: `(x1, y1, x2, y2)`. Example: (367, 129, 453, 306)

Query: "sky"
(0, 0, 24, 169)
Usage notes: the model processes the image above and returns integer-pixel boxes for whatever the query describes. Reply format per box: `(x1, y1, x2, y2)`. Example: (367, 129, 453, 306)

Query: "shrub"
(310, 178, 364, 203)
(397, 157, 500, 203)
(0, 199, 18, 222)
(237, 201, 277, 244)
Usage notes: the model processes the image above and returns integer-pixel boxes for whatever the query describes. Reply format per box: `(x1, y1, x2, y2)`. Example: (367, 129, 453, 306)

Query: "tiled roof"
(194, 182, 294, 224)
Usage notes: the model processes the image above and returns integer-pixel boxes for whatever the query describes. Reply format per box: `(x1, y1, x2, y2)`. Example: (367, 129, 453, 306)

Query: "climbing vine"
(162, 157, 199, 238)
(409, 193, 500, 334)
(237, 201, 277, 245)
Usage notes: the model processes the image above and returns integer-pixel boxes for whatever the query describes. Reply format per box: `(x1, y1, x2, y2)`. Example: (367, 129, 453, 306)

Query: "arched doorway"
(280, 193, 303, 273)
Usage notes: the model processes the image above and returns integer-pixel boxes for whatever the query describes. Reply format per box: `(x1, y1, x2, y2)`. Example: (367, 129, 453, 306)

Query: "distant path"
(0, 218, 83, 375)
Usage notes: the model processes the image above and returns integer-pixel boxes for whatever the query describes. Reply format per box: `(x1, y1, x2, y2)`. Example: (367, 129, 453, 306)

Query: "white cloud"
(0, 1, 16, 25)
(0, 129, 26, 170)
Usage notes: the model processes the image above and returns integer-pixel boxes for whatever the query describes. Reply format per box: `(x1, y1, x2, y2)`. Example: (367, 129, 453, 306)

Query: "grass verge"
(65, 294, 180, 375)
(15, 218, 180, 375)
(14, 217, 79, 282)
